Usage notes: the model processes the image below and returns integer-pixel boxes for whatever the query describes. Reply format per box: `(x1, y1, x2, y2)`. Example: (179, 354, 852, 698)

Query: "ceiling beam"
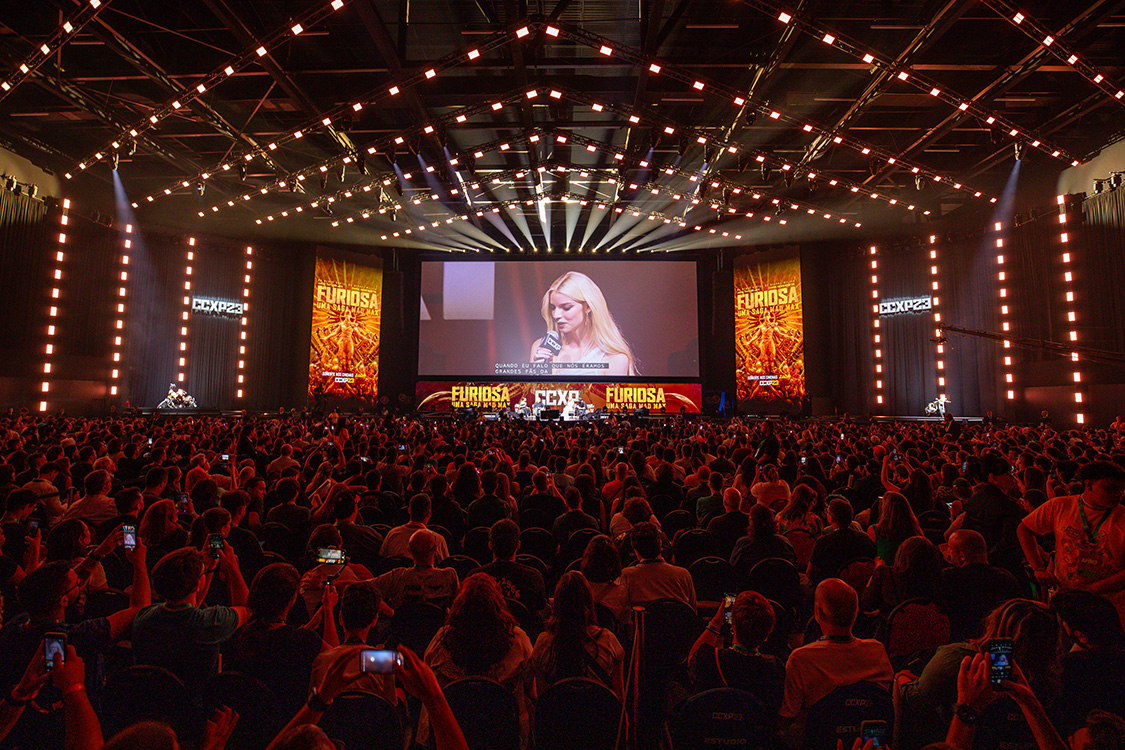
(199, 0, 360, 160)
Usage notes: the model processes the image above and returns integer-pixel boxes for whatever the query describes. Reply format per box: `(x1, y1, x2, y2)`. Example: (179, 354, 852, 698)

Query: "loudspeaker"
(541, 409, 560, 420)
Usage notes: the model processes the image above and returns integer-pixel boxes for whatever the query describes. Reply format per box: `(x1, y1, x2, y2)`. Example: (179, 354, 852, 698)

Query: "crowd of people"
(0, 408, 1122, 750)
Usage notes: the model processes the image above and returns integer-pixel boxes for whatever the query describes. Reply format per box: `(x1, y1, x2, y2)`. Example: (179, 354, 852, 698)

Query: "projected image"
(734, 255, 805, 411)
(308, 255, 382, 406)
(419, 261, 699, 378)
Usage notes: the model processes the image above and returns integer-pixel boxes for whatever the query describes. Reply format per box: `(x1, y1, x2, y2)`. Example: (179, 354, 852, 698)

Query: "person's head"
(622, 496, 652, 526)
(722, 487, 741, 512)
(488, 519, 520, 561)
(876, 491, 923, 541)
(547, 570, 595, 637)
(442, 573, 518, 675)
(308, 523, 343, 554)
(247, 563, 300, 623)
(1072, 711, 1125, 750)
(17, 561, 78, 619)
(144, 466, 169, 492)
(779, 484, 815, 521)
(220, 490, 251, 524)
(480, 470, 498, 495)
(749, 503, 777, 538)
(114, 487, 144, 517)
(630, 521, 661, 560)
(948, 529, 988, 566)
(563, 486, 583, 510)
(99, 721, 179, 750)
(982, 455, 1018, 497)
(407, 528, 438, 565)
(581, 534, 622, 584)
(190, 507, 231, 549)
(276, 477, 300, 505)
(5, 489, 38, 519)
(541, 271, 636, 374)
(1077, 461, 1125, 510)
(39, 461, 59, 479)
(532, 471, 549, 492)
(731, 591, 775, 650)
(332, 492, 357, 522)
(340, 581, 382, 633)
(1050, 589, 1125, 650)
(972, 599, 1059, 690)
(139, 499, 178, 545)
(892, 535, 943, 593)
(45, 519, 90, 561)
(408, 493, 432, 523)
(151, 548, 207, 602)
(269, 725, 336, 750)
(708, 472, 724, 493)
(84, 469, 110, 497)
(827, 497, 854, 529)
(245, 475, 266, 499)
(813, 578, 859, 635)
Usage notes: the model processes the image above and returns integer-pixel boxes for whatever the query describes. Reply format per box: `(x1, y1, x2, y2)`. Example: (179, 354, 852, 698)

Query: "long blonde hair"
(542, 271, 638, 374)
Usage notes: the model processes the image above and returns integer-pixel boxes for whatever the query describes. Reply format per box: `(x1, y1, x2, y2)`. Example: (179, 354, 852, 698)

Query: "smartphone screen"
(221, 454, 230, 462)
(861, 720, 888, 749)
(123, 525, 137, 550)
(800, 456, 807, 466)
(835, 455, 842, 464)
(316, 548, 346, 565)
(618, 447, 625, 454)
(28, 519, 39, 532)
(45, 632, 66, 671)
(360, 649, 402, 674)
(208, 533, 224, 559)
(723, 594, 736, 625)
(987, 638, 1014, 685)
(962, 461, 968, 472)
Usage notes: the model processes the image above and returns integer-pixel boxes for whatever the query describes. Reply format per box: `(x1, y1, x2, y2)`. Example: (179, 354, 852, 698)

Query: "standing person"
(529, 271, 638, 376)
(1018, 460, 1125, 622)
(963, 455, 1026, 578)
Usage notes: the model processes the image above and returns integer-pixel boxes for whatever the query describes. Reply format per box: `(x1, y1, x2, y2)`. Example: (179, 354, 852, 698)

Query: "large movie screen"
(419, 261, 699, 378)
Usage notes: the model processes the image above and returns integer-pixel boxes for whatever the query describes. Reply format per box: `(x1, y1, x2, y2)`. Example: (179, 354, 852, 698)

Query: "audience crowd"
(0, 409, 1122, 750)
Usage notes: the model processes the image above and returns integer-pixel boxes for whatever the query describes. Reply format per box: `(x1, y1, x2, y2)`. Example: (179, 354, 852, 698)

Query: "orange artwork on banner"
(308, 255, 382, 405)
(734, 255, 805, 411)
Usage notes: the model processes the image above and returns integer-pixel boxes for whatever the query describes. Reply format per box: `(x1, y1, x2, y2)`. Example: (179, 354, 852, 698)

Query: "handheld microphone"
(534, 331, 562, 362)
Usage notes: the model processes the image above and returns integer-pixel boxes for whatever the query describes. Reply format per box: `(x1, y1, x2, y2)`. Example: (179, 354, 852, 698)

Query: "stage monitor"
(419, 261, 699, 379)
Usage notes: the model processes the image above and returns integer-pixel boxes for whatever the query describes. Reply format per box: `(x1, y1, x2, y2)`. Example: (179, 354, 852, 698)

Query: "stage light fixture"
(337, 162, 346, 183)
(760, 164, 772, 183)
(1014, 142, 1024, 161)
(196, 182, 205, 196)
(238, 162, 248, 181)
(915, 175, 924, 191)
(110, 151, 120, 170)
(319, 173, 328, 190)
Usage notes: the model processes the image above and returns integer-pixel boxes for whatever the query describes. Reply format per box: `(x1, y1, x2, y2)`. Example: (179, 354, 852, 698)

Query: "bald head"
(407, 529, 438, 565)
(723, 487, 742, 512)
(814, 578, 859, 633)
(949, 529, 987, 565)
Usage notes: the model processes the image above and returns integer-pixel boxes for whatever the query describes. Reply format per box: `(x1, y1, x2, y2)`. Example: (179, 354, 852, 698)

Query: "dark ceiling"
(1, 0, 1123, 252)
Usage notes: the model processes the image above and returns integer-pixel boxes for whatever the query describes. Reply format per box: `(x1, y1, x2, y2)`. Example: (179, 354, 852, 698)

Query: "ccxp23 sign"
(878, 297, 933, 316)
(191, 297, 245, 318)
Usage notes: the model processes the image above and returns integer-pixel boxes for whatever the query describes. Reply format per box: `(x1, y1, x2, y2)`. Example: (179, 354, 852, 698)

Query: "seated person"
(373, 529, 459, 611)
(298, 524, 375, 618)
(470, 520, 547, 615)
(688, 590, 785, 715)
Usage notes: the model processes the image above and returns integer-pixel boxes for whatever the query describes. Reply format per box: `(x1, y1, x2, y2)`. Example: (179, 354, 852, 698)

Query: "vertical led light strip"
(110, 224, 132, 398)
(869, 245, 884, 409)
(930, 234, 946, 400)
(237, 245, 253, 400)
(1057, 195, 1085, 424)
(177, 237, 195, 384)
(995, 222, 1015, 403)
(40, 199, 70, 412)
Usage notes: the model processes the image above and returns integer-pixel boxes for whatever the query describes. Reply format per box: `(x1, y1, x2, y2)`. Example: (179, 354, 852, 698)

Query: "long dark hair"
(542, 571, 599, 682)
(441, 574, 518, 676)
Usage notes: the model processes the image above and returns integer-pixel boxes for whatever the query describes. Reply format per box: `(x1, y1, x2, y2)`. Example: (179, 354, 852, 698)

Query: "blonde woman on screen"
(529, 271, 638, 375)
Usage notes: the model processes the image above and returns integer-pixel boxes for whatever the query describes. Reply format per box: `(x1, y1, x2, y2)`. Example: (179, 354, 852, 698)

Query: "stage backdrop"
(307, 252, 382, 408)
(416, 381, 702, 413)
(734, 252, 806, 414)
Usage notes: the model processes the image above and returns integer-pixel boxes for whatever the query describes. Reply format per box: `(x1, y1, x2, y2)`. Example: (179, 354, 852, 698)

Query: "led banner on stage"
(308, 254, 382, 406)
(734, 254, 806, 413)
(416, 382, 703, 413)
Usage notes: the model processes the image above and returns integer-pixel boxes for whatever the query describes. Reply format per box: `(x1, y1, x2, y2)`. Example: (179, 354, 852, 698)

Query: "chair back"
(837, 557, 877, 593)
(515, 553, 550, 581)
(803, 681, 893, 750)
(882, 597, 951, 664)
(672, 528, 718, 569)
(519, 507, 553, 531)
(560, 527, 601, 568)
(535, 677, 622, 750)
(429, 524, 455, 550)
(83, 588, 131, 620)
(519, 527, 558, 565)
(440, 554, 480, 581)
(388, 600, 447, 655)
(259, 522, 300, 559)
(785, 528, 818, 569)
(505, 596, 542, 642)
(642, 598, 700, 673)
(443, 677, 520, 750)
(357, 505, 385, 526)
(673, 688, 771, 750)
(462, 526, 492, 565)
(662, 509, 697, 541)
(688, 556, 744, 605)
(319, 691, 404, 750)
(760, 599, 794, 660)
(202, 672, 284, 750)
(746, 557, 802, 611)
(101, 665, 190, 739)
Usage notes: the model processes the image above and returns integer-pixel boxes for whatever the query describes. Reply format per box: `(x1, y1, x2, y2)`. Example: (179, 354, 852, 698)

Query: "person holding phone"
(687, 590, 785, 715)
(895, 599, 1059, 748)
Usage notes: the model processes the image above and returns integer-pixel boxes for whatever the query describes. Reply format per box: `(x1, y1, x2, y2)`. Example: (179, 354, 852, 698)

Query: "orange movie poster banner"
(308, 254, 382, 406)
(416, 382, 702, 413)
(734, 254, 805, 413)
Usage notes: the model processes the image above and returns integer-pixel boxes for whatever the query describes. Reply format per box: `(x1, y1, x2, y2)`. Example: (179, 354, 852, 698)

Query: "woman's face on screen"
(549, 291, 586, 333)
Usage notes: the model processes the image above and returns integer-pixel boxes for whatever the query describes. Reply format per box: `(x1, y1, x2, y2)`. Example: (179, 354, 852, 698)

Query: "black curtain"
(0, 190, 48, 406)
(878, 245, 936, 416)
(939, 233, 1000, 418)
